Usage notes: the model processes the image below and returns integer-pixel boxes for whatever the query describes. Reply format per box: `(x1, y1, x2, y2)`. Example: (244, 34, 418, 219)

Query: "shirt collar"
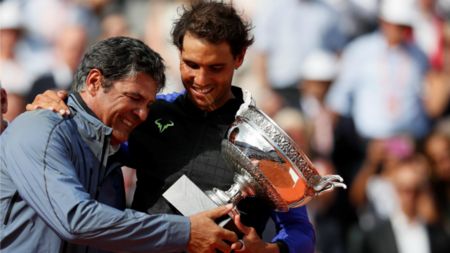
(109, 144, 121, 156)
(181, 86, 244, 122)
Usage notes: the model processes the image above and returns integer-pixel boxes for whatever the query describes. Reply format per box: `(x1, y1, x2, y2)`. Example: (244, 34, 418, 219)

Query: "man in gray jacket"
(0, 36, 237, 253)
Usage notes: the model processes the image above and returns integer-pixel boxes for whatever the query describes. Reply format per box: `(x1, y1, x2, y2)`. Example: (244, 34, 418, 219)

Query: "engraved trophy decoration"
(163, 90, 346, 222)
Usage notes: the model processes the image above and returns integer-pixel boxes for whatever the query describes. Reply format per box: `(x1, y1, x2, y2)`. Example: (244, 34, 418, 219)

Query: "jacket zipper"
(3, 190, 19, 225)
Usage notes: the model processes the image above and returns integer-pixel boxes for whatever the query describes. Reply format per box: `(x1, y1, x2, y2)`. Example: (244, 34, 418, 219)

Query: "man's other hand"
(231, 215, 280, 253)
(187, 204, 237, 253)
(26, 90, 70, 115)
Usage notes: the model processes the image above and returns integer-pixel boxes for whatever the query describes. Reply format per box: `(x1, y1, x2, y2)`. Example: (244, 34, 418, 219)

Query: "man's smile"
(192, 86, 213, 94)
(120, 117, 134, 127)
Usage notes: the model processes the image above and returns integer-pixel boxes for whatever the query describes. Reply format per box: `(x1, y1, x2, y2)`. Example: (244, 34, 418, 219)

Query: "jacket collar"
(181, 86, 244, 123)
(68, 93, 113, 145)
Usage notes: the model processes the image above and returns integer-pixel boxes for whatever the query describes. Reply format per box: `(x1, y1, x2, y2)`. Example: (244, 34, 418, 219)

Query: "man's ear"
(1, 89, 8, 114)
(178, 49, 182, 60)
(234, 47, 247, 69)
(85, 69, 102, 97)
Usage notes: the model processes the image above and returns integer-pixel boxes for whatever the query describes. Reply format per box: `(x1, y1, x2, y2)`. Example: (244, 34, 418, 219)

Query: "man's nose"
(194, 68, 210, 86)
(134, 106, 149, 122)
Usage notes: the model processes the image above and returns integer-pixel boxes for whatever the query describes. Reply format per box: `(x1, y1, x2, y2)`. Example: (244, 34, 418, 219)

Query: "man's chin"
(111, 134, 129, 145)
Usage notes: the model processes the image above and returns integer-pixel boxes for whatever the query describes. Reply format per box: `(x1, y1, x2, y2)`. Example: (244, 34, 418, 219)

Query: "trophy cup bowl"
(205, 91, 347, 216)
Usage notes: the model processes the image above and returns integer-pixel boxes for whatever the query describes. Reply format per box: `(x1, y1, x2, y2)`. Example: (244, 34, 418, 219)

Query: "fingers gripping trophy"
(164, 90, 346, 218)
(206, 90, 346, 216)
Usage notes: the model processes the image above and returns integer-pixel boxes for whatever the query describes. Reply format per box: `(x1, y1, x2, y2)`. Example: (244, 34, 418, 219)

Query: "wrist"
(262, 242, 280, 253)
(273, 240, 289, 253)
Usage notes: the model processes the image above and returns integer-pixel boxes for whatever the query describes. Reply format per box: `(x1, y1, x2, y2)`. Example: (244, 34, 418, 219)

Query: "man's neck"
(78, 92, 101, 120)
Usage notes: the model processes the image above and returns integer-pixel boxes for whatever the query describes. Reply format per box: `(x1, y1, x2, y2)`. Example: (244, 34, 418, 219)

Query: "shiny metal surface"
(207, 90, 346, 214)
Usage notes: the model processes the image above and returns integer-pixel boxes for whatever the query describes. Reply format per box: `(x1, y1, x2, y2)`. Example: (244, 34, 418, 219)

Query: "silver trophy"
(204, 90, 347, 216)
(163, 90, 346, 220)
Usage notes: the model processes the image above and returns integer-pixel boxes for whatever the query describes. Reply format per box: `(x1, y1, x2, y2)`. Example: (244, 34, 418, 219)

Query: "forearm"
(349, 161, 379, 207)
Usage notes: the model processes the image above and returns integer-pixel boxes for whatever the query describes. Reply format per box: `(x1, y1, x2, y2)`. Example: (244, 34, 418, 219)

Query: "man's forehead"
(181, 33, 233, 59)
(114, 73, 157, 98)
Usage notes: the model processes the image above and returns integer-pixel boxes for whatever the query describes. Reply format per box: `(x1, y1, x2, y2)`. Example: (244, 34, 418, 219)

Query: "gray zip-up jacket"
(0, 94, 190, 253)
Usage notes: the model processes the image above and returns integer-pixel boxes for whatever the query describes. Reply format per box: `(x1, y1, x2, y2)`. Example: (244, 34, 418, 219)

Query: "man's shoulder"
(1, 110, 73, 155)
(7, 110, 68, 135)
(339, 32, 381, 65)
(346, 32, 380, 52)
(156, 90, 185, 103)
(147, 92, 186, 120)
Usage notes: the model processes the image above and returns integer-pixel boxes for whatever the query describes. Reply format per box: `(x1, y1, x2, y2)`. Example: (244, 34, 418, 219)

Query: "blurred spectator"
(413, 0, 446, 70)
(7, 0, 100, 78)
(421, 17, 450, 118)
(0, 81, 8, 135)
(0, 1, 33, 96)
(99, 13, 134, 41)
(18, 0, 98, 48)
(143, 0, 187, 94)
(299, 50, 339, 157)
(424, 132, 450, 223)
(345, 0, 379, 37)
(73, 0, 112, 13)
(326, 0, 431, 140)
(308, 158, 345, 253)
(350, 137, 414, 230)
(252, 0, 347, 106)
(436, 0, 450, 18)
(323, 0, 379, 40)
(359, 158, 450, 253)
(25, 25, 87, 103)
(272, 107, 312, 157)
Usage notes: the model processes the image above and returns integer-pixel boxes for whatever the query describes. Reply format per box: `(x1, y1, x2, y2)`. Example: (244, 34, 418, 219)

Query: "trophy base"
(162, 175, 232, 227)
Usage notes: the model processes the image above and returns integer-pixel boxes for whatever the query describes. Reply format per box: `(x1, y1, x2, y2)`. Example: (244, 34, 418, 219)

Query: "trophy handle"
(312, 174, 347, 197)
(236, 90, 256, 118)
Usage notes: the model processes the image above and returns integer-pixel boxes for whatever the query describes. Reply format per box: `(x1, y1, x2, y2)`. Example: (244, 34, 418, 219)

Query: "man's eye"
(212, 66, 223, 71)
(129, 97, 138, 101)
(187, 63, 199, 69)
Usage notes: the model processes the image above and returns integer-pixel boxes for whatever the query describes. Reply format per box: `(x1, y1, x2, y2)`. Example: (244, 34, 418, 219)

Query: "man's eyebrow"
(209, 63, 226, 67)
(182, 59, 226, 67)
(127, 92, 146, 100)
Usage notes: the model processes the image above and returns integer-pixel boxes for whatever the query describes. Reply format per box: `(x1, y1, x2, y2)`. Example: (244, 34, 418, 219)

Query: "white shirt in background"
(391, 210, 430, 253)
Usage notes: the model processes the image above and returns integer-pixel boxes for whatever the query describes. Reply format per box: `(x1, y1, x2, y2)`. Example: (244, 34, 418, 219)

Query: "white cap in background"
(0, 1, 23, 30)
(378, 0, 416, 27)
(301, 50, 339, 81)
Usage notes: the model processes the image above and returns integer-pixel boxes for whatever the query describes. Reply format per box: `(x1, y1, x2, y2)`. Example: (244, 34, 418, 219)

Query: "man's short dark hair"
(171, 0, 254, 58)
(73, 36, 166, 93)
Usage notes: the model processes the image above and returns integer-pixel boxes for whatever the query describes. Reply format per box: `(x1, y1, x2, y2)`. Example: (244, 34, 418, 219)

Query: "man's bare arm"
(26, 90, 70, 115)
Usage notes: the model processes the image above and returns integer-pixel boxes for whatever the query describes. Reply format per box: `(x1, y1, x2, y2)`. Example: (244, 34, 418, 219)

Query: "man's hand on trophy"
(231, 215, 280, 253)
(26, 90, 70, 115)
(187, 204, 238, 253)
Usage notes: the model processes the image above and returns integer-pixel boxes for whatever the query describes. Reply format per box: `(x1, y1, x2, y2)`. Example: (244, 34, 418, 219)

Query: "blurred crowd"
(1, 0, 450, 252)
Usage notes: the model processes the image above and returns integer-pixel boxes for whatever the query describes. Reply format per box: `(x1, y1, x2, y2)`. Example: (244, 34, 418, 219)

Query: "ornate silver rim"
(237, 105, 319, 187)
